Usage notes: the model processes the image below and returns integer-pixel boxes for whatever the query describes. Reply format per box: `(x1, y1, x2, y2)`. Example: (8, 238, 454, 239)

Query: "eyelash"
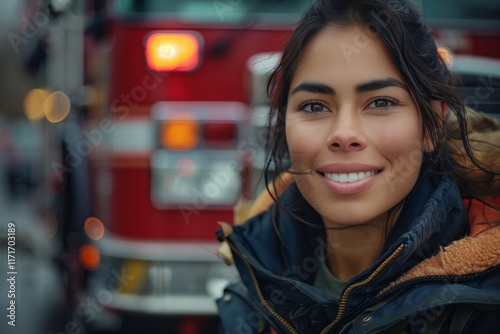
(296, 96, 400, 114)
(297, 100, 329, 114)
(366, 96, 399, 110)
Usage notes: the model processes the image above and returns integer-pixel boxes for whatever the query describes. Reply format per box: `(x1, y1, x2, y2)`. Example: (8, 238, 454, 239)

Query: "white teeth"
(339, 174, 348, 183)
(348, 173, 357, 183)
(324, 171, 377, 183)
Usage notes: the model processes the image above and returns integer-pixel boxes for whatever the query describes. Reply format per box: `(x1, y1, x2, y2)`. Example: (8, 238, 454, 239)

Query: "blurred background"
(0, 1, 499, 334)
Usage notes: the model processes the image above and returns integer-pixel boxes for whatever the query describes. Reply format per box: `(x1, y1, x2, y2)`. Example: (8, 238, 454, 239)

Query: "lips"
(317, 163, 382, 195)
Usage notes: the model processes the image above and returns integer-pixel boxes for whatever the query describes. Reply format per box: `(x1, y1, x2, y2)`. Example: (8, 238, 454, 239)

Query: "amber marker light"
(146, 32, 202, 71)
(160, 112, 199, 150)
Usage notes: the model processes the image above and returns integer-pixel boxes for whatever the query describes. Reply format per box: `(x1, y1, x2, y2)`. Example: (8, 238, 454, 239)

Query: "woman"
(216, 0, 500, 332)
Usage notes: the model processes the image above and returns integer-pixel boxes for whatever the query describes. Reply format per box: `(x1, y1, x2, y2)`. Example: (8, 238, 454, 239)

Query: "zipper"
(320, 244, 405, 334)
(226, 238, 299, 334)
(332, 257, 500, 333)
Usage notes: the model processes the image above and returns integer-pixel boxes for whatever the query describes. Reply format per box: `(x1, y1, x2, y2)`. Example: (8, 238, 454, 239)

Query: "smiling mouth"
(320, 170, 381, 183)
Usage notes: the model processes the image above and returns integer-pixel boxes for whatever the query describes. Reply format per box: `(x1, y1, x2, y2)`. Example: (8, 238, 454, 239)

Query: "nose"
(327, 109, 366, 152)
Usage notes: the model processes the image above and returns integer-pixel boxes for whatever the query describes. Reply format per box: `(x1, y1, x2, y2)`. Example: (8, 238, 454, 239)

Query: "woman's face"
(286, 25, 429, 228)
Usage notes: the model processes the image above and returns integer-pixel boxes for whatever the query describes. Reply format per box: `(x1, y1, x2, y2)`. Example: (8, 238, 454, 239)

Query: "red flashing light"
(146, 32, 201, 72)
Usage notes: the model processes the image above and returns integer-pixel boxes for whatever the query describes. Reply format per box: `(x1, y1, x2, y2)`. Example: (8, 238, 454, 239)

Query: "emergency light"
(146, 32, 202, 71)
(158, 107, 239, 150)
(160, 111, 199, 150)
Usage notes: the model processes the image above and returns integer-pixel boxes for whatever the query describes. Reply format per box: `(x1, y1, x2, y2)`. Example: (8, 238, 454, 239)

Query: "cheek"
(373, 120, 425, 189)
(286, 119, 324, 167)
(286, 126, 306, 166)
(371, 117, 424, 160)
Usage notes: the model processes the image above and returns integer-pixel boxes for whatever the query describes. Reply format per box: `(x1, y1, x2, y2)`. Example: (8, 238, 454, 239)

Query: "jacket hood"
(380, 224, 500, 294)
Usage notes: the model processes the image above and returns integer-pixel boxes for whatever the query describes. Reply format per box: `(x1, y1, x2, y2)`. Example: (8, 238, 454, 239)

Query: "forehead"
(291, 24, 404, 88)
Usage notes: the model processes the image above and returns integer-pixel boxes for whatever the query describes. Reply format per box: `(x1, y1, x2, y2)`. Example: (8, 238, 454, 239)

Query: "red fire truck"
(74, 0, 310, 332)
(24, 0, 498, 333)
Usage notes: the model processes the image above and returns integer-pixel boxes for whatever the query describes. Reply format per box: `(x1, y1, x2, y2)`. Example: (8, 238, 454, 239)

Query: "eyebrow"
(290, 77, 407, 96)
(355, 78, 408, 93)
(291, 82, 335, 95)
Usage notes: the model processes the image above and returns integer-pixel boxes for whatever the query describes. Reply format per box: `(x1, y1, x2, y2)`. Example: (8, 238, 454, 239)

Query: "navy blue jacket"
(216, 170, 500, 333)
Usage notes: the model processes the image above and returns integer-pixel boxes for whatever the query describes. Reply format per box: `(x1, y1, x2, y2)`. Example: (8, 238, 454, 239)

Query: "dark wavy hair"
(264, 0, 499, 208)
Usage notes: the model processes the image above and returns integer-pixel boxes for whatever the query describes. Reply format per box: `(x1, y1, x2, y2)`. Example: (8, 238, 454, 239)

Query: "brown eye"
(300, 101, 329, 114)
(367, 96, 398, 110)
(374, 100, 390, 108)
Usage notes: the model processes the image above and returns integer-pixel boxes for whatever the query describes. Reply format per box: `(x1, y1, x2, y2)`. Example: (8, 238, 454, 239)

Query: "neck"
(323, 214, 392, 281)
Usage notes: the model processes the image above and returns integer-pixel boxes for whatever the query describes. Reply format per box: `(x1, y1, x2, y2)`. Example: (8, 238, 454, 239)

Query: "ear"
(423, 101, 446, 153)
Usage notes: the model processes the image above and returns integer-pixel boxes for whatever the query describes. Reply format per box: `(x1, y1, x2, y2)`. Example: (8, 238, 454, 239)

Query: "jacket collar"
(227, 167, 468, 303)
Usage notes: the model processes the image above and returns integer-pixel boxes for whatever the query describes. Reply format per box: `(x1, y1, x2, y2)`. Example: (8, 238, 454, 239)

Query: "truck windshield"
(113, 0, 313, 23)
